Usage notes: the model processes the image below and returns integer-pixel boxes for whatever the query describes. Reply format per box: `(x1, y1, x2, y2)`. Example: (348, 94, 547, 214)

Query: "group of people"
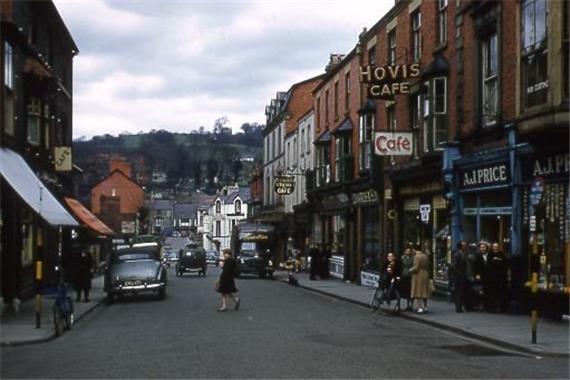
(379, 247, 431, 314)
(451, 240, 509, 313)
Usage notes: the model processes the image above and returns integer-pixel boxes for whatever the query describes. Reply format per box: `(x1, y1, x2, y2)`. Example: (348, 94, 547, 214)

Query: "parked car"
(104, 246, 167, 302)
(176, 246, 207, 276)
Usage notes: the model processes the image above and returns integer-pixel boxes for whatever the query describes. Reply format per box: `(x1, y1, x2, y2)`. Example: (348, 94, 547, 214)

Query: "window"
(438, 0, 448, 45)
(388, 31, 396, 65)
(4, 42, 13, 89)
(155, 217, 164, 228)
(359, 114, 373, 170)
(235, 199, 241, 214)
(412, 11, 422, 62)
(422, 78, 448, 152)
(316, 144, 330, 187)
(271, 131, 275, 159)
(277, 126, 282, 154)
(43, 103, 51, 148)
(27, 98, 41, 146)
(300, 129, 305, 156)
(334, 81, 339, 119)
(482, 33, 499, 126)
(411, 94, 422, 157)
(293, 137, 297, 166)
(345, 72, 351, 111)
(521, 0, 548, 107)
(287, 141, 291, 168)
(215, 200, 221, 214)
(368, 45, 376, 65)
(306, 125, 311, 153)
(387, 107, 396, 131)
(325, 90, 329, 124)
(335, 135, 352, 182)
(215, 221, 221, 236)
(316, 97, 321, 129)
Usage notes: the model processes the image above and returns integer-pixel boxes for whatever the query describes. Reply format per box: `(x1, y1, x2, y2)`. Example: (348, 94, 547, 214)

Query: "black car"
(176, 246, 207, 276)
(104, 246, 167, 302)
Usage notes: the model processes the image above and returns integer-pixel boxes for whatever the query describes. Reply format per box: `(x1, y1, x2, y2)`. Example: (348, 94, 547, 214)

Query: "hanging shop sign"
(522, 152, 570, 182)
(274, 175, 295, 195)
(351, 189, 379, 206)
(360, 63, 421, 99)
(374, 132, 413, 156)
(54, 146, 72, 171)
(459, 162, 510, 189)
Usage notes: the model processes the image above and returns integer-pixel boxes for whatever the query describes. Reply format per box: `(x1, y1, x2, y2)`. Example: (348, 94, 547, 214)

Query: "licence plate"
(124, 280, 142, 286)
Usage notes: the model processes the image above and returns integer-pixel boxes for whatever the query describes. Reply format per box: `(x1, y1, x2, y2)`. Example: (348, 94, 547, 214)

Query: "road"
(2, 266, 568, 379)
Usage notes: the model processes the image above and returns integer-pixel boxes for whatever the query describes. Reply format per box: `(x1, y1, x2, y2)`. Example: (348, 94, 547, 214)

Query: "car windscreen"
(113, 253, 156, 262)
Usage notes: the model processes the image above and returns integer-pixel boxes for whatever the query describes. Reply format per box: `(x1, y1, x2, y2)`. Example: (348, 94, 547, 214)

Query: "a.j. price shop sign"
(374, 132, 413, 156)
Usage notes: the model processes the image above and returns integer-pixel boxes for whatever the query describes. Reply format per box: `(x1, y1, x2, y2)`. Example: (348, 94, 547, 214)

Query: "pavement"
(0, 275, 106, 346)
(277, 271, 570, 358)
(1, 271, 568, 358)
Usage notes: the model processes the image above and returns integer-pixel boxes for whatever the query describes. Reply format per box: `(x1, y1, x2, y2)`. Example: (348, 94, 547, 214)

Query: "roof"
(91, 169, 143, 192)
(0, 147, 78, 226)
(174, 203, 199, 219)
(64, 197, 115, 236)
(148, 199, 173, 210)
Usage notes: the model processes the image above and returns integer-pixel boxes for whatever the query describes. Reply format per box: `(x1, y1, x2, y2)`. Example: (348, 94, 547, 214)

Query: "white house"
(201, 186, 250, 252)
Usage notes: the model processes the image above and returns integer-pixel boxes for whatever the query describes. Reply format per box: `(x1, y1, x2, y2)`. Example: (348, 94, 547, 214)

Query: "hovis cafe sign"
(360, 63, 421, 99)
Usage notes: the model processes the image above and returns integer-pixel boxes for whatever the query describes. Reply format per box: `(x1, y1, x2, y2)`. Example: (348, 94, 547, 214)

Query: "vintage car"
(176, 246, 207, 276)
(104, 246, 167, 302)
(231, 223, 275, 279)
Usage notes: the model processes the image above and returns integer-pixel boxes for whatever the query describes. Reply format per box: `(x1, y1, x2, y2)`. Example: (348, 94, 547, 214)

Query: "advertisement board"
(374, 132, 413, 156)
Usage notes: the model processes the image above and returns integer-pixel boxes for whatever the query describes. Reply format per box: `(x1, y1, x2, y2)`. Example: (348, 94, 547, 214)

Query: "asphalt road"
(1, 266, 568, 379)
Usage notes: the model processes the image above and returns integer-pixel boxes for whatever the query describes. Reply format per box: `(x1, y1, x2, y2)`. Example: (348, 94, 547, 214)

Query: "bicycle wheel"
(53, 307, 64, 337)
(370, 287, 381, 312)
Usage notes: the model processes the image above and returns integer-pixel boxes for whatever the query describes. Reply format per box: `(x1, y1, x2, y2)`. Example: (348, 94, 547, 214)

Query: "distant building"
(147, 199, 174, 235)
(91, 159, 145, 237)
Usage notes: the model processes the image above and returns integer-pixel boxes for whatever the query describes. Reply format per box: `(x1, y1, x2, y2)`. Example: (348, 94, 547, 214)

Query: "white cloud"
(54, 0, 392, 138)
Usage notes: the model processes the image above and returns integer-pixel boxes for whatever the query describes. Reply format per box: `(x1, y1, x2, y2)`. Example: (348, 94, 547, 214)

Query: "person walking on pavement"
(216, 249, 240, 312)
(73, 250, 94, 302)
(487, 242, 509, 312)
(451, 241, 469, 312)
(409, 248, 430, 313)
(399, 247, 415, 311)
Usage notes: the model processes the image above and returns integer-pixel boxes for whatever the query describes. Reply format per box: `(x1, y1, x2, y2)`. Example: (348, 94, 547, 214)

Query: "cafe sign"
(360, 63, 421, 99)
(460, 162, 510, 189)
(374, 132, 413, 156)
(274, 175, 295, 195)
(54, 146, 72, 171)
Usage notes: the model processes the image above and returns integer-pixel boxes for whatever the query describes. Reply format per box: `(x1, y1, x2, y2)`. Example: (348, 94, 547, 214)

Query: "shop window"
(359, 114, 373, 171)
(362, 207, 380, 272)
(27, 98, 41, 146)
(388, 31, 396, 66)
(521, 0, 548, 108)
(412, 11, 422, 63)
(482, 33, 499, 127)
(438, 0, 448, 46)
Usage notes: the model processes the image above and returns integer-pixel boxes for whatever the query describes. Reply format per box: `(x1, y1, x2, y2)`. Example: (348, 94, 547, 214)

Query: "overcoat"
(409, 251, 430, 299)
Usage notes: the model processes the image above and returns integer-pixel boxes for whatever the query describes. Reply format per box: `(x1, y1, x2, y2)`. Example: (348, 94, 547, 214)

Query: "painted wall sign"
(274, 175, 295, 195)
(374, 132, 413, 156)
(460, 162, 510, 189)
(522, 153, 569, 182)
(360, 63, 421, 99)
(351, 189, 379, 206)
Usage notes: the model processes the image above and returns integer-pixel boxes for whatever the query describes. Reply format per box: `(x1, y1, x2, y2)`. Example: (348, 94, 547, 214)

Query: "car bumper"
(110, 282, 165, 293)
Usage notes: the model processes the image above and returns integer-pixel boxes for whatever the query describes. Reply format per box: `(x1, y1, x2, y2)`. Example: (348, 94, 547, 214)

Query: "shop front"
(520, 150, 569, 317)
(352, 187, 381, 287)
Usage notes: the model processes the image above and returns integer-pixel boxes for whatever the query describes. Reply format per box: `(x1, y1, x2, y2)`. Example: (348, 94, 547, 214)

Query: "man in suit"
(451, 241, 469, 312)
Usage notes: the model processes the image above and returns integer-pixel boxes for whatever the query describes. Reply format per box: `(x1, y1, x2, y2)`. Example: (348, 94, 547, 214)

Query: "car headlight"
(268, 260, 273, 267)
(240, 258, 245, 264)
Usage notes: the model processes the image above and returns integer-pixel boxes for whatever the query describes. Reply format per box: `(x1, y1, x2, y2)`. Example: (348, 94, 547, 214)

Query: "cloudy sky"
(53, 0, 392, 139)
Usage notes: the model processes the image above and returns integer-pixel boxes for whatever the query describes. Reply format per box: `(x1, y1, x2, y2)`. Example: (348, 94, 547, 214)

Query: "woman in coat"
(399, 247, 415, 311)
(487, 242, 509, 312)
(409, 249, 430, 313)
(217, 249, 240, 312)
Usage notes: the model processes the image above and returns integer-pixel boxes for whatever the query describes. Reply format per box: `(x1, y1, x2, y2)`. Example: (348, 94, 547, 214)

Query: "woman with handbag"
(216, 249, 240, 312)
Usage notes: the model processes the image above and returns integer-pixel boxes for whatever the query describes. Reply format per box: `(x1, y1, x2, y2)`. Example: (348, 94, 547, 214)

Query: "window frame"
(388, 31, 397, 66)
(4, 41, 13, 90)
(215, 200, 221, 214)
(412, 11, 422, 63)
(345, 72, 351, 111)
(482, 32, 499, 127)
(27, 98, 41, 146)
(334, 81, 339, 119)
(359, 114, 373, 171)
(438, 0, 448, 46)
(235, 199, 242, 214)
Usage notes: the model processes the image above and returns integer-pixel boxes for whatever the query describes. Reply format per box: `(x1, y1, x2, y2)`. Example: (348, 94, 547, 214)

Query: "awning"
(314, 130, 332, 145)
(64, 197, 115, 236)
(0, 147, 78, 226)
(333, 117, 354, 135)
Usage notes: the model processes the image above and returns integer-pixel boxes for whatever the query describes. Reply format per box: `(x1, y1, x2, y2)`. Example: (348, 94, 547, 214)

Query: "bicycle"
(43, 283, 74, 336)
(370, 277, 401, 314)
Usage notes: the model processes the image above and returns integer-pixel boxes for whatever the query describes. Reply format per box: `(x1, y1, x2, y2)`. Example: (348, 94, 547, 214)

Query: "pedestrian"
(320, 247, 330, 279)
(478, 241, 492, 310)
(399, 247, 415, 311)
(409, 248, 430, 313)
(487, 242, 509, 312)
(380, 252, 401, 303)
(73, 250, 94, 302)
(216, 249, 240, 312)
(451, 241, 469, 312)
(309, 247, 319, 280)
(468, 242, 486, 310)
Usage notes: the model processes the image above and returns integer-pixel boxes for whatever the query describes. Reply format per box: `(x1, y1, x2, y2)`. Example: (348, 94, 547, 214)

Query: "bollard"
(531, 272, 538, 344)
(35, 260, 42, 328)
